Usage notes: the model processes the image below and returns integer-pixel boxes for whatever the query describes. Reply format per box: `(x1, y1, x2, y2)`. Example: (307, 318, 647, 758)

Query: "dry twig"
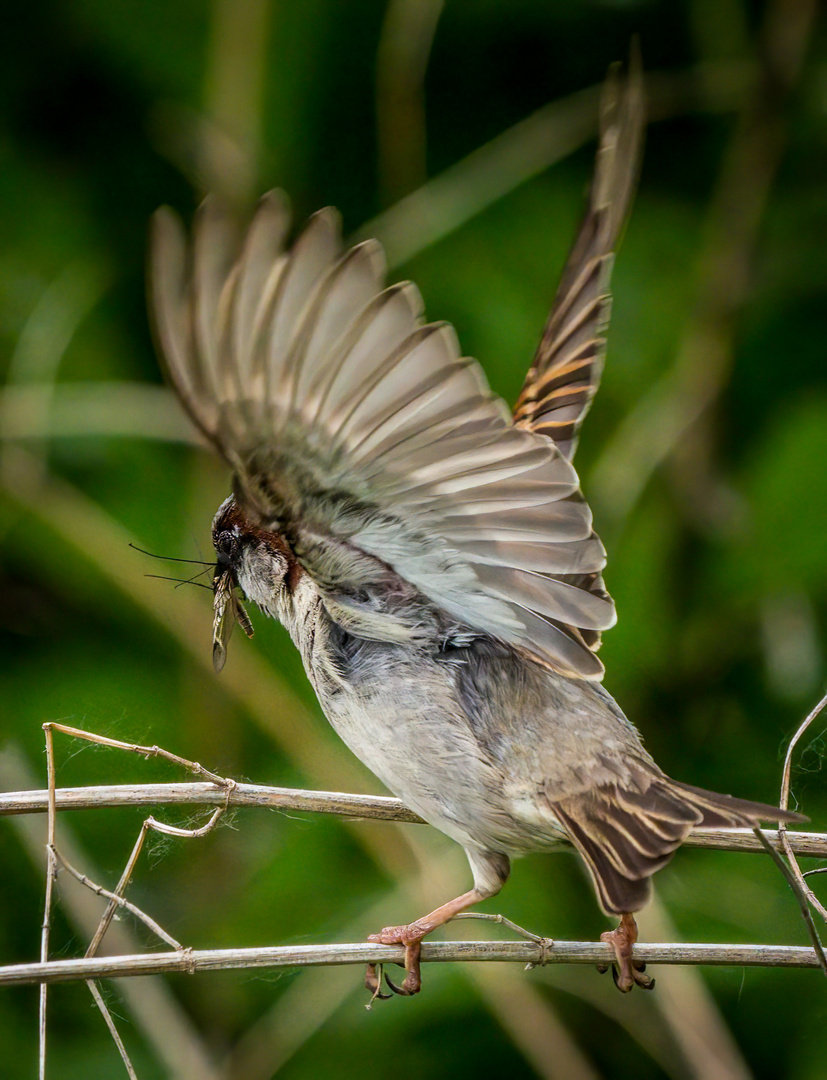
(10, 705, 824, 1076)
(0, 744, 221, 1080)
(776, 693, 827, 923)
(753, 828, 827, 975)
(37, 723, 238, 1079)
(3, 778, 824, 855)
(2, 939, 822, 989)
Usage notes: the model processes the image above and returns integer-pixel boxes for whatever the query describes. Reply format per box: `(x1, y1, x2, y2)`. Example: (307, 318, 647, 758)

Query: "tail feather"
(548, 773, 807, 916)
(669, 779, 805, 830)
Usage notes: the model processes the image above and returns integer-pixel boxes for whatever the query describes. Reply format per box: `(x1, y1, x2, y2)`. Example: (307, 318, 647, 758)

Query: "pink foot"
(366, 922, 430, 997)
(599, 913, 654, 993)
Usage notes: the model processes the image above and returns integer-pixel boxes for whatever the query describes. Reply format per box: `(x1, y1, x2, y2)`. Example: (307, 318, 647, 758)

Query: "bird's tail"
(548, 774, 806, 916)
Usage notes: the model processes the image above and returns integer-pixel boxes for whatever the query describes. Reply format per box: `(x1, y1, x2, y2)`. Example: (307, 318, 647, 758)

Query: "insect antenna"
(129, 542, 214, 567)
(145, 572, 213, 591)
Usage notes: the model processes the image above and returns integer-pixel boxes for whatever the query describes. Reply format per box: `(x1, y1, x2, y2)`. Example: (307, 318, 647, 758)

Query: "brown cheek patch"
(285, 556, 303, 592)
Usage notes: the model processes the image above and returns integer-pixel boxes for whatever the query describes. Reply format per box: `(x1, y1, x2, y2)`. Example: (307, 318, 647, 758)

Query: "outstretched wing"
(514, 54, 644, 460)
(510, 58, 644, 658)
(151, 190, 622, 679)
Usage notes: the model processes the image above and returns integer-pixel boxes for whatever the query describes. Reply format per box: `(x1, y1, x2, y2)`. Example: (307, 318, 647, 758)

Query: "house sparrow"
(149, 61, 802, 997)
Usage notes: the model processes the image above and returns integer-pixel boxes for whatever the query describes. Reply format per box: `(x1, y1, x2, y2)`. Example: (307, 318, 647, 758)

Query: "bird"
(148, 59, 803, 997)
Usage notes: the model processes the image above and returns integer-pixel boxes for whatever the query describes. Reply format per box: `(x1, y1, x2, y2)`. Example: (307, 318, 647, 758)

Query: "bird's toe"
(600, 914, 653, 994)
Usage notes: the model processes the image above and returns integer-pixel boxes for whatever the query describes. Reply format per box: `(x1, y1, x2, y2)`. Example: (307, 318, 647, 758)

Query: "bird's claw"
(599, 914, 655, 993)
(365, 964, 393, 1007)
(607, 957, 655, 992)
(631, 958, 655, 991)
(365, 925, 425, 1004)
(594, 957, 653, 989)
(383, 967, 420, 996)
(364, 955, 422, 1003)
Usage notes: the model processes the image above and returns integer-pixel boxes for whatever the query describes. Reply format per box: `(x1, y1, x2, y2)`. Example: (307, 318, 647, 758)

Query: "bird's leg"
(599, 912, 654, 992)
(366, 851, 509, 1000)
(367, 887, 489, 996)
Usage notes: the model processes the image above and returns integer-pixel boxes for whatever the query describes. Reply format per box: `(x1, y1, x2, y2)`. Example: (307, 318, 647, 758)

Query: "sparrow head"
(210, 497, 294, 671)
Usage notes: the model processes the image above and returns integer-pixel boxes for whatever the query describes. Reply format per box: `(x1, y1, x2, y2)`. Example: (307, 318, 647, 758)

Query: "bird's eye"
(214, 531, 238, 568)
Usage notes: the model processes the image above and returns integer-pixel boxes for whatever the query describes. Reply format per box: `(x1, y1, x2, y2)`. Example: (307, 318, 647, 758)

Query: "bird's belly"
(282, 591, 594, 855)
(319, 674, 493, 845)
(310, 664, 565, 859)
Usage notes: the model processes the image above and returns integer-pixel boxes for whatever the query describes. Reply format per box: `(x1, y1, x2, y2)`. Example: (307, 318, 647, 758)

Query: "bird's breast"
(276, 582, 532, 851)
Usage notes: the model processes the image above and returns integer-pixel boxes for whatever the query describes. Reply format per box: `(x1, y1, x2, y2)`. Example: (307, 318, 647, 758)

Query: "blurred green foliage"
(1, 1, 827, 1077)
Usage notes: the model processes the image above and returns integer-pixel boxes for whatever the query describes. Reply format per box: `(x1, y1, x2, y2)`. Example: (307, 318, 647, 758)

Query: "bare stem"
(2, 780, 823, 857)
(1, 939, 823, 989)
(38, 723, 59, 1080)
(86, 981, 138, 1080)
(85, 824, 152, 960)
(777, 693, 827, 922)
(753, 828, 827, 976)
(16, 718, 825, 1052)
(43, 723, 230, 786)
(37, 722, 239, 1078)
(53, 848, 183, 951)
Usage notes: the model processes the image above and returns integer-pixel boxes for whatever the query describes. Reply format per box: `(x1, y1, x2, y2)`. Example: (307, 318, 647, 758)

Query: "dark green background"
(1, 1, 826, 1077)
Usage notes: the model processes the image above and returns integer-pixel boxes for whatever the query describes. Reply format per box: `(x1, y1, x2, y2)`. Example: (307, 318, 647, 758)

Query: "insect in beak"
(212, 569, 254, 672)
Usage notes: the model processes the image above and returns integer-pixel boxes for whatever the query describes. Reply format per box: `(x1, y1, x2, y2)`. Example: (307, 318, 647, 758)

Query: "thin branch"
(41, 722, 236, 962)
(42, 722, 140, 1080)
(0, 744, 222, 1080)
(780, 693, 825, 815)
(753, 828, 827, 975)
(777, 692, 827, 922)
(86, 980, 138, 1080)
(43, 722, 231, 786)
(0, 939, 822, 989)
(85, 823, 154, 960)
(2, 779, 823, 857)
(13, 718, 824, 1075)
(0, 778, 424, 823)
(38, 723, 58, 1080)
(53, 848, 183, 951)
(38, 721, 238, 1076)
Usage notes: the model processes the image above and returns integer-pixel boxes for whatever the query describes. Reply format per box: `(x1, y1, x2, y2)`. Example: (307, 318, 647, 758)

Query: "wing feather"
(257, 207, 343, 411)
(150, 208, 211, 438)
(151, 143, 633, 676)
(288, 239, 387, 412)
(514, 53, 644, 460)
(450, 537, 605, 575)
(231, 191, 291, 387)
(192, 197, 240, 408)
(310, 283, 424, 426)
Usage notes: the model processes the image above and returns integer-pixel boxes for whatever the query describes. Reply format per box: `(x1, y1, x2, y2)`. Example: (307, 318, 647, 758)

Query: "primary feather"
(513, 55, 645, 460)
(150, 182, 623, 677)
